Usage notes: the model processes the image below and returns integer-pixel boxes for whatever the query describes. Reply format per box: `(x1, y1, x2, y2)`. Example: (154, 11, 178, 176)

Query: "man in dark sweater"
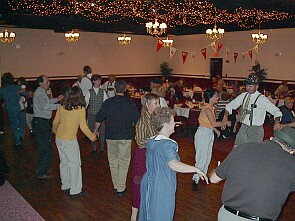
(95, 80, 140, 197)
(209, 126, 295, 221)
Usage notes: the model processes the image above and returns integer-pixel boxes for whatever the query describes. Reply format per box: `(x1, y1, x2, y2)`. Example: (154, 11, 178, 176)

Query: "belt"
(224, 206, 273, 221)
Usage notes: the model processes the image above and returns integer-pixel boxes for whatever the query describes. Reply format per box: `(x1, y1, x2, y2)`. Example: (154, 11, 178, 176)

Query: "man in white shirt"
(222, 74, 282, 147)
(102, 74, 116, 98)
(80, 65, 93, 96)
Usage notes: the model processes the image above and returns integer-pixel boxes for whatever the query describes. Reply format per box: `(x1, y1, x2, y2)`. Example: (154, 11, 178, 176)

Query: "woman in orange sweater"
(52, 86, 96, 198)
(192, 88, 231, 192)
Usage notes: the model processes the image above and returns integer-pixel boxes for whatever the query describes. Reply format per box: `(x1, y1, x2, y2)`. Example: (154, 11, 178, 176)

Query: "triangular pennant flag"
(234, 52, 238, 63)
(190, 51, 197, 61)
(170, 47, 177, 59)
(254, 44, 259, 54)
(210, 42, 216, 51)
(201, 48, 206, 60)
(248, 50, 253, 60)
(217, 41, 223, 52)
(157, 38, 164, 51)
(226, 48, 230, 57)
(182, 51, 188, 64)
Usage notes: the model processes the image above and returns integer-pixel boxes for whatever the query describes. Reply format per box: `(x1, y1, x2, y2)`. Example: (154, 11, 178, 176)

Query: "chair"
(193, 92, 203, 102)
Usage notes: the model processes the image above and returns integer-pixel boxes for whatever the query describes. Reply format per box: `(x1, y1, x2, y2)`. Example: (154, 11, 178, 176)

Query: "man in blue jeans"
(0, 73, 25, 147)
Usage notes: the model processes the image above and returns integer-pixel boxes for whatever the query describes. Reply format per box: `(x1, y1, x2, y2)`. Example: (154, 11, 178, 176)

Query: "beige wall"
(0, 27, 294, 81)
(170, 28, 295, 81)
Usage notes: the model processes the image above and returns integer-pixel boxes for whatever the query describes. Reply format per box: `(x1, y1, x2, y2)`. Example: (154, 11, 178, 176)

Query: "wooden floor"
(1, 126, 294, 221)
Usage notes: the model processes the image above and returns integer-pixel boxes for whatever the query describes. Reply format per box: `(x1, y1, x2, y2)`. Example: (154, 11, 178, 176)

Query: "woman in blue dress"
(139, 107, 208, 221)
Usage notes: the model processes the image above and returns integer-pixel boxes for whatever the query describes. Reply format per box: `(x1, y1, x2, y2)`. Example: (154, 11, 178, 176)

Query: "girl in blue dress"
(139, 107, 208, 221)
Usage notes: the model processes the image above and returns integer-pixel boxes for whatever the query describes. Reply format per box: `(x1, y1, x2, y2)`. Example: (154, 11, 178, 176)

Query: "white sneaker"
(0, 131, 4, 135)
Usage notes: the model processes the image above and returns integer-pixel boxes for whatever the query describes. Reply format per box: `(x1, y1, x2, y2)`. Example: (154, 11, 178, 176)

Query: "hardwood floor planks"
(0, 125, 294, 221)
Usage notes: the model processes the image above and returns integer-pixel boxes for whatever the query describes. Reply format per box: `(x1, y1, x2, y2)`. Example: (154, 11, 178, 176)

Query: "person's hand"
(57, 95, 64, 101)
(215, 130, 221, 138)
(273, 123, 282, 131)
(226, 121, 231, 127)
(195, 168, 209, 184)
(93, 131, 99, 138)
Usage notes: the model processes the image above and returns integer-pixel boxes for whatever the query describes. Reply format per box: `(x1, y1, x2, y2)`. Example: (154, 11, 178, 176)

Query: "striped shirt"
(135, 111, 156, 148)
(215, 100, 230, 119)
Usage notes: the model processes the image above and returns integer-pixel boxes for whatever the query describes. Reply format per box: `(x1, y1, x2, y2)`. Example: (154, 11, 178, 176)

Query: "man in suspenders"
(222, 74, 282, 147)
(102, 74, 116, 98)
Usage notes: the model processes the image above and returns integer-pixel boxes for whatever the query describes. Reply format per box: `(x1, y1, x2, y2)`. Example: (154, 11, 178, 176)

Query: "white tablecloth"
(174, 103, 203, 118)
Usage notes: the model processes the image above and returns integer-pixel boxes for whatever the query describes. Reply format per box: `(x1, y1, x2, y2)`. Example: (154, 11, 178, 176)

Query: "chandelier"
(0, 30, 16, 43)
(206, 24, 224, 41)
(146, 19, 167, 36)
(117, 33, 132, 45)
(251, 32, 267, 44)
(162, 36, 173, 47)
(64, 30, 80, 42)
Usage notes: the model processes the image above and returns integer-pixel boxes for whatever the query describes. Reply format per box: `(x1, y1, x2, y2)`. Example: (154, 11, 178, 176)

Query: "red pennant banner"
(201, 48, 206, 60)
(157, 38, 164, 51)
(182, 52, 188, 64)
(217, 41, 223, 52)
(234, 52, 238, 63)
(248, 50, 253, 60)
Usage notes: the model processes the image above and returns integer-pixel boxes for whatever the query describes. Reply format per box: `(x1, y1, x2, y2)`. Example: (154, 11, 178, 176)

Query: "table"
(174, 102, 204, 118)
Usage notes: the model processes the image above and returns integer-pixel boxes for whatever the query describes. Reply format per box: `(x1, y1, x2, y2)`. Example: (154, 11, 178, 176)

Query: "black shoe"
(221, 134, 229, 139)
(62, 188, 70, 194)
(37, 174, 55, 179)
(192, 181, 199, 192)
(117, 189, 127, 197)
(70, 191, 86, 198)
(13, 143, 23, 149)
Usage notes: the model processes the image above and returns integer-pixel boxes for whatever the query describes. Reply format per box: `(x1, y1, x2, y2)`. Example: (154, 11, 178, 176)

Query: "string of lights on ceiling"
(7, 0, 292, 29)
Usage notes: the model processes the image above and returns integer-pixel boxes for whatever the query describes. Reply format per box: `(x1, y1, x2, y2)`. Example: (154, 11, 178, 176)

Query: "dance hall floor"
(0, 122, 294, 221)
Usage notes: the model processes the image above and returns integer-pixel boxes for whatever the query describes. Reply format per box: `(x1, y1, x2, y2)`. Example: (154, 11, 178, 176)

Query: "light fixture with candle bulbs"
(0, 30, 16, 43)
(146, 19, 167, 36)
(65, 30, 80, 42)
(117, 33, 132, 45)
(206, 23, 224, 41)
(162, 36, 173, 47)
(251, 32, 267, 44)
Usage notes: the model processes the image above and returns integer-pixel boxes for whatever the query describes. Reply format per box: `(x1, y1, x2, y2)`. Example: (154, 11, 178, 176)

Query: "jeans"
(7, 110, 25, 145)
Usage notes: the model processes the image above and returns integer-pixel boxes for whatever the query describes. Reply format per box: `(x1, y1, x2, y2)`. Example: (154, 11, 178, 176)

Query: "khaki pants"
(25, 113, 34, 131)
(218, 206, 250, 221)
(56, 138, 82, 195)
(106, 139, 132, 192)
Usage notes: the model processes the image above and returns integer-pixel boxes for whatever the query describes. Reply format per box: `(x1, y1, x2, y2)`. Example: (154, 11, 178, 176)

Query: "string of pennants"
(156, 38, 260, 64)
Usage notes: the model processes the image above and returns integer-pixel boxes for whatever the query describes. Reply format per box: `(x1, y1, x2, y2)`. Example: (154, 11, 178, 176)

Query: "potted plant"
(249, 60, 267, 83)
(160, 61, 173, 80)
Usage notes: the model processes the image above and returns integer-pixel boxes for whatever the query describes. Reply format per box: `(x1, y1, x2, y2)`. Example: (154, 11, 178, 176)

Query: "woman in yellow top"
(192, 88, 231, 192)
(52, 86, 96, 198)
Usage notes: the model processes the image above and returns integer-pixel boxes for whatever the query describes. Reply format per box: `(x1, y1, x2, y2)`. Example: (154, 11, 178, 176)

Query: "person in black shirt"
(94, 80, 140, 197)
